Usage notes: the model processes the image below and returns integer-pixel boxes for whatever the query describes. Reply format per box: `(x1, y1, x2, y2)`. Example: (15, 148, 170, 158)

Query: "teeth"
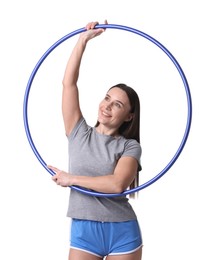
(102, 111, 110, 117)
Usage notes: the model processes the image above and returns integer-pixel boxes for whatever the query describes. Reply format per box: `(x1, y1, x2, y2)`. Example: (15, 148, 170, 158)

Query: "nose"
(105, 103, 112, 111)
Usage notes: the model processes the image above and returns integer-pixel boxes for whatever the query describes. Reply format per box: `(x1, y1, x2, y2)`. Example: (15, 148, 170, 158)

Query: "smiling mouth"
(102, 111, 111, 117)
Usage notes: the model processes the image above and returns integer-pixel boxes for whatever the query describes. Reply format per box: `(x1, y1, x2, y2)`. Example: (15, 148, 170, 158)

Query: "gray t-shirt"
(66, 117, 142, 222)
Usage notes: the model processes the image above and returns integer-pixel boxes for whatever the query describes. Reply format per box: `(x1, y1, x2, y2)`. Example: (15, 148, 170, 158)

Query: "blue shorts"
(70, 219, 142, 257)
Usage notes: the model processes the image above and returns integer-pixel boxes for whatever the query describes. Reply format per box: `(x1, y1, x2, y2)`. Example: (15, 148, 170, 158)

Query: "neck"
(95, 124, 119, 137)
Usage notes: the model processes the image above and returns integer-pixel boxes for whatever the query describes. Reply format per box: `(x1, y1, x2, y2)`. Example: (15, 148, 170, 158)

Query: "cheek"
(98, 100, 102, 108)
(99, 100, 110, 111)
(119, 111, 132, 122)
(113, 110, 127, 121)
(98, 101, 104, 114)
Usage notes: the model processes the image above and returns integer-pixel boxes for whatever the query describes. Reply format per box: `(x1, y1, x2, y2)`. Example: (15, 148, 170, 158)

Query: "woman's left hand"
(47, 165, 72, 187)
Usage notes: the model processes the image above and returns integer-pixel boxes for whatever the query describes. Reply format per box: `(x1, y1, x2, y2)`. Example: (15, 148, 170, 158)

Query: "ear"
(125, 113, 134, 122)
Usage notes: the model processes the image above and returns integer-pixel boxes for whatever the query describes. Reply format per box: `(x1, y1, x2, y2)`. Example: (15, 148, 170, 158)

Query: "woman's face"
(97, 87, 133, 130)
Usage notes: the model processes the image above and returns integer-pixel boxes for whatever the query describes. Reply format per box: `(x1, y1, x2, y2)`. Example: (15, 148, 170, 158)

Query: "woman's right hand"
(80, 20, 108, 42)
(62, 20, 108, 136)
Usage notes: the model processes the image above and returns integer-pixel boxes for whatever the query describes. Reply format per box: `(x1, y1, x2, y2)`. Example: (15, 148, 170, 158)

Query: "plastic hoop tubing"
(23, 24, 192, 197)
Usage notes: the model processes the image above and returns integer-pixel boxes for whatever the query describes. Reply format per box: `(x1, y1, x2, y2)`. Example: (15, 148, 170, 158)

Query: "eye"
(104, 96, 110, 101)
(114, 102, 122, 108)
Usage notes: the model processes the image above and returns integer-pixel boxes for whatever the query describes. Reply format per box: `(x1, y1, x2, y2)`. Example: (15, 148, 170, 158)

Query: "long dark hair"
(96, 83, 141, 197)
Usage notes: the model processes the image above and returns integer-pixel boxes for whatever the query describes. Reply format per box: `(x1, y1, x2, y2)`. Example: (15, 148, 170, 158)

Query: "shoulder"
(68, 117, 92, 140)
(122, 138, 142, 157)
(120, 138, 142, 171)
(124, 138, 141, 150)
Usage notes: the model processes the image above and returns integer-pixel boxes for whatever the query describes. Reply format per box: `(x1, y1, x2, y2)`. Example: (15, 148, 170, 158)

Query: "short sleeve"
(67, 117, 87, 141)
(122, 139, 142, 171)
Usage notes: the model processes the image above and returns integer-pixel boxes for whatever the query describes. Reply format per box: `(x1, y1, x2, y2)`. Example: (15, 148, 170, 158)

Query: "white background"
(1, 0, 215, 259)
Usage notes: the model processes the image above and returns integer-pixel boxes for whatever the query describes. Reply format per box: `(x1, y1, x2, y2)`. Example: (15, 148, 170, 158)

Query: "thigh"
(106, 246, 142, 260)
(69, 248, 103, 260)
(107, 220, 142, 255)
(70, 219, 105, 256)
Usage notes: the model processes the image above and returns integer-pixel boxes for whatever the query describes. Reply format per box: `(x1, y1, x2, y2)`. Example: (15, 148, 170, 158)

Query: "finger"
(47, 165, 60, 173)
(91, 21, 99, 29)
(52, 175, 58, 181)
(85, 21, 97, 30)
(86, 21, 99, 30)
(101, 19, 108, 32)
(85, 22, 93, 30)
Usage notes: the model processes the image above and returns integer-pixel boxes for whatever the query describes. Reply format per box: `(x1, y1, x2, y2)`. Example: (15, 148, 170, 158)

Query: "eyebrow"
(106, 94, 125, 106)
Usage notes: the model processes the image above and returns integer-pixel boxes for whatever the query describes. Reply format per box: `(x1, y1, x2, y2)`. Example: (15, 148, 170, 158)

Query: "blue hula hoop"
(23, 24, 192, 197)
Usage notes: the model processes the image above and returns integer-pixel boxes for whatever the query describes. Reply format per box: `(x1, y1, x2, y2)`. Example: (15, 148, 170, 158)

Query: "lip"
(101, 110, 111, 117)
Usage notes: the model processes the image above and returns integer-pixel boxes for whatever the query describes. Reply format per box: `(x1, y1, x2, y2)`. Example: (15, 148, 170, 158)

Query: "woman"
(48, 21, 143, 260)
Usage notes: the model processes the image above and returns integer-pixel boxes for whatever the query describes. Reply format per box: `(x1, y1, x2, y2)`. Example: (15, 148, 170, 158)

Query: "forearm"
(71, 175, 125, 194)
(49, 156, 137, 194)
(62, 22, 106, 87)
(62, 35, 88, 87)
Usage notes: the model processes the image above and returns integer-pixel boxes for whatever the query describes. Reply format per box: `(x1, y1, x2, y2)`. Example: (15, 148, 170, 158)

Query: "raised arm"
(62, 21, 106, 136)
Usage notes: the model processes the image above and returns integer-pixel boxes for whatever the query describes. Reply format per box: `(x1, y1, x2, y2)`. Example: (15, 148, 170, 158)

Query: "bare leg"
(106, 246, 142, 260)
(68, 248, 103, 260)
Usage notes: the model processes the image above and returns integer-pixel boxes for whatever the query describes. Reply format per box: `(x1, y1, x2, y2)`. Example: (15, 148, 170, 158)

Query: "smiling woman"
(98, 88, 133, 131)
(23, 20, 192, 260)
(47, 21, 143, 260)
(96, 84, 140, 140)
(23, 22, 192, 197)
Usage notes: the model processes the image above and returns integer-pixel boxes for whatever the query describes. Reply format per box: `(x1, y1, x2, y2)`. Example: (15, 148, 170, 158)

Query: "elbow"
(62, 79, 69, 88)
(62, 78, 71, 87)
(113, 187, 123, 194)
(62, 80, 77, 90)
(112, 182, 126, 194)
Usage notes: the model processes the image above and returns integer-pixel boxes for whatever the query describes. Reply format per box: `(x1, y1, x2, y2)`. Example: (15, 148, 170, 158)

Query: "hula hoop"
(23, 24, 192, 197)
